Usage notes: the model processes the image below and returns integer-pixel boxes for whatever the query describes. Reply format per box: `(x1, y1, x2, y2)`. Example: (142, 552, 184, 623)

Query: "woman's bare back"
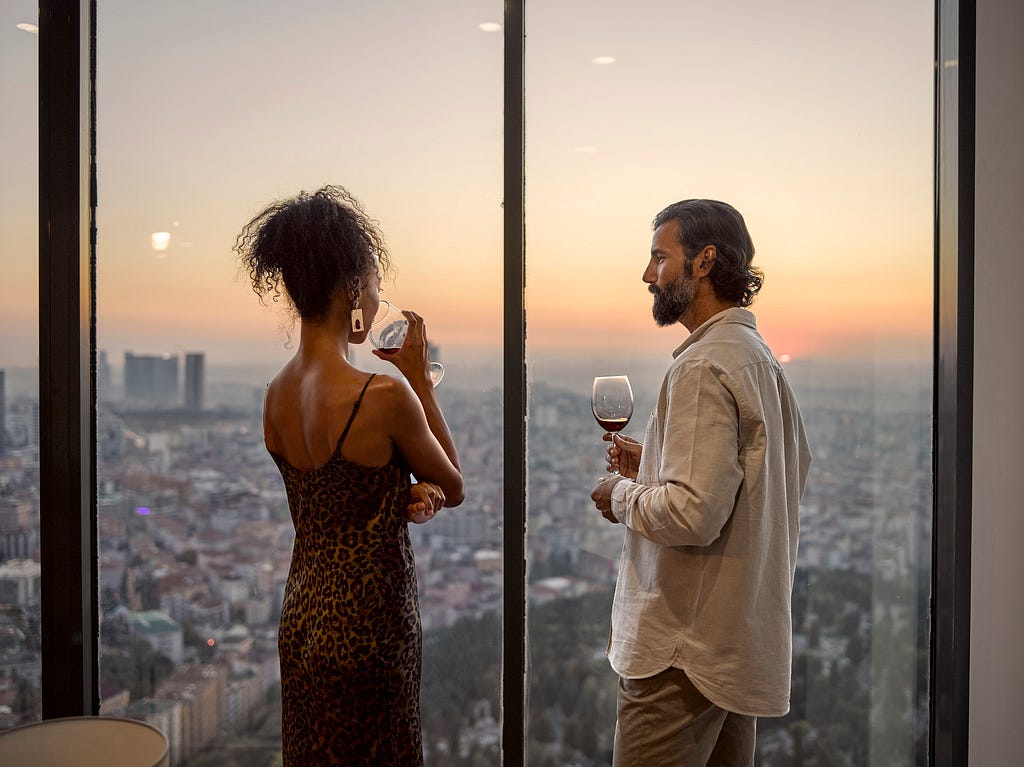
(264, 357, 396, 472)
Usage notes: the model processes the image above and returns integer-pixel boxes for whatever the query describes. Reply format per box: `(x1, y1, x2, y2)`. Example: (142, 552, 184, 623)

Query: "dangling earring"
(349, 278, 365, 332)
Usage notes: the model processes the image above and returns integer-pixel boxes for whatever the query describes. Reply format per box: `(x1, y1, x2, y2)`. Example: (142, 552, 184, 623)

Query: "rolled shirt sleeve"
(611, 361, 744, 547)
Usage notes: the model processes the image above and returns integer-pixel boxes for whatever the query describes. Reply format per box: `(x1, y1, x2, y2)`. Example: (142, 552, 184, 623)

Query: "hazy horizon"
(0, 345, 932, 402)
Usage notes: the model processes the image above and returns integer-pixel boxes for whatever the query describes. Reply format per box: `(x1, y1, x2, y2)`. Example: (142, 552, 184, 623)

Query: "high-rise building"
(184, 353, 205, 411)
(97, 350, 112, 401)
(124, 352, 179, 406)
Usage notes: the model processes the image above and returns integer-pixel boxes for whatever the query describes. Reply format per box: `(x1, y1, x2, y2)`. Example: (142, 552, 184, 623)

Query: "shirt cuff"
(611, 478, 632, 522)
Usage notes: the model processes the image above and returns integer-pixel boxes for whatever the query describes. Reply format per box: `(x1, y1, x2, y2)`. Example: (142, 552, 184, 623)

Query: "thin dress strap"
(336, 374, 376, 451)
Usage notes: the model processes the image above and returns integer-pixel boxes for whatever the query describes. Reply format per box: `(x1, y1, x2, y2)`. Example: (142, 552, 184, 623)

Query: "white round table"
(0, 716, 168, 766)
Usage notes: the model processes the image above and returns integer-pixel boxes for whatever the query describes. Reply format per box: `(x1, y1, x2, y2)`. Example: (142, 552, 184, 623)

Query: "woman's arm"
(379, 375, 464, 507)
(372, 310, 464, 505)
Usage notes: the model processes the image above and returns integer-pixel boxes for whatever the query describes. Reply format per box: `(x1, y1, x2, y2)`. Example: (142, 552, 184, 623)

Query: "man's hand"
(604, 433, 642, 479)
(591, 474, 626, 524)
(407, 481, 445, 524)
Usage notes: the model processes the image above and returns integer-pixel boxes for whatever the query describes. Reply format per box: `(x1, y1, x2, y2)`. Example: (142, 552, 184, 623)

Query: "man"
(591, 199, 811, 767)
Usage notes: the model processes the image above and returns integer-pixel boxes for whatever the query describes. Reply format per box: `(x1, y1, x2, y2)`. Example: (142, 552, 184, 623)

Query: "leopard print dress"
(270, 375, 422, 766)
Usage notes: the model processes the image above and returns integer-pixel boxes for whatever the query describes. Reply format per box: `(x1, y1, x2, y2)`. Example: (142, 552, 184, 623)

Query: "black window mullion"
(38, 0, 98, 718)
(502, 1, 526, 764)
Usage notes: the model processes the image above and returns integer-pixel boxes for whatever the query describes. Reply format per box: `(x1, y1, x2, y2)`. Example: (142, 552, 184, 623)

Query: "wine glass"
(592, 375, 634, 472)
(369, 300, 445, 386)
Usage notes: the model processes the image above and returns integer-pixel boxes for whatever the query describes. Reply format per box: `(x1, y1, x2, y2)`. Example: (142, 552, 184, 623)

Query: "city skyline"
(0, 359, 932, 764)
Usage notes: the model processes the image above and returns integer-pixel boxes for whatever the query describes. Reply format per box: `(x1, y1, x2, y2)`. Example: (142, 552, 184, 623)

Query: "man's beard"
(650, 275, 695, 327)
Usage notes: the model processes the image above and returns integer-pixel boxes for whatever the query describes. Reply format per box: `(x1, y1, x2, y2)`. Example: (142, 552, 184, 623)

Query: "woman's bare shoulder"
(365, 371, 409, 396)
(362, 373, 420, 415)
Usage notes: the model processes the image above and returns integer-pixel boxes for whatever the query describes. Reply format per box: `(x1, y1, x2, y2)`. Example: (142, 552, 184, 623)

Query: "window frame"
(931, 0, 975, 765)
(502, 2, 527, 764)
(38, 0, 98, 718)
(34, 0, 973, 764)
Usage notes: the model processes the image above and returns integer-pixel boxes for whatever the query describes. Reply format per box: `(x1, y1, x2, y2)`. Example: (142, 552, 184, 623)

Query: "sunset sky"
(2, 0, 934, 376)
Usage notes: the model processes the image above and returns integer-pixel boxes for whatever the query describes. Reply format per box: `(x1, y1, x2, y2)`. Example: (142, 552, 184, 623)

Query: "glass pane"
(526, 2, 933, 765)
(0, 5, 42, 726)
(96, 2, 502, 763)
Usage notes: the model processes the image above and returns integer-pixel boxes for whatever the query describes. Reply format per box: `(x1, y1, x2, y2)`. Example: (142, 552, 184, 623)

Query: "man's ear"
(694, 245, 717, 276)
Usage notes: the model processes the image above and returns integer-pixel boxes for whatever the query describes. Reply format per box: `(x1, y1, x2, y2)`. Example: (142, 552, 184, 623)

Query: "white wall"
(970, 0, 1024, 763)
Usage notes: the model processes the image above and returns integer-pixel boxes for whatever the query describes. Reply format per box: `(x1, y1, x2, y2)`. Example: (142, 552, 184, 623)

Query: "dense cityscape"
(0, 354, 931, 766)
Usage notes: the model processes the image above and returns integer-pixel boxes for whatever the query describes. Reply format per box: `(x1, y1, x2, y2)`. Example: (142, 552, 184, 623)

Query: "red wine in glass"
(595, 416, 630, 433)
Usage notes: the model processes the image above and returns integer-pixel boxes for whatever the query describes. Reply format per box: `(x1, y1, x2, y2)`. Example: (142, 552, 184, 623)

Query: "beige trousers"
(613, 667, 756, 767)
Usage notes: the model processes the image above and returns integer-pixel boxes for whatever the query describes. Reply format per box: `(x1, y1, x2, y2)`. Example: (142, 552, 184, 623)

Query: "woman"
(235, 185, 464, 765)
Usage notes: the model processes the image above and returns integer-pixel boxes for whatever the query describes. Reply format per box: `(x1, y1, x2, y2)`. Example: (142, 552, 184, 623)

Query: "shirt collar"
(671, 307, 757, 358)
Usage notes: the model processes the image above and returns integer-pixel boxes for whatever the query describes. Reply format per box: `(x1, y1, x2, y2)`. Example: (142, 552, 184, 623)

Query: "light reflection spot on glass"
(151, 231, 171, 251)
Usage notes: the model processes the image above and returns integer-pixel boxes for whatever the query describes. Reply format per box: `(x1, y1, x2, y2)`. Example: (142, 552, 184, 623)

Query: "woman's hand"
(604, 433, 642, 479)
(372, 310, 432, 389)
(407, 481, 446, 524)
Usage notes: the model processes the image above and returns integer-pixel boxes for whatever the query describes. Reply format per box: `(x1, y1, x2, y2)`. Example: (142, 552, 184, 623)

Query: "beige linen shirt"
(608, 307, 811, 717)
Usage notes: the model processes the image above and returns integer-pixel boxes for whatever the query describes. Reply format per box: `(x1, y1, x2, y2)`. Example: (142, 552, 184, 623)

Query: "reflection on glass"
(96, 2, 502, 764)
(526, 1, 933, 765)
(0, 1, 42, 726)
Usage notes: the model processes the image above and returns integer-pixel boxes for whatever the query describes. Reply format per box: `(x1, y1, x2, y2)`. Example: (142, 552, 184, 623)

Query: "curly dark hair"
(653, 199, 763, 307)
(234, 185, 391, 320)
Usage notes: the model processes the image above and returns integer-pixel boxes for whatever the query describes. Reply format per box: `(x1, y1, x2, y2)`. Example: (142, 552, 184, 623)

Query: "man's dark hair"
(653, 199, 763, 307)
